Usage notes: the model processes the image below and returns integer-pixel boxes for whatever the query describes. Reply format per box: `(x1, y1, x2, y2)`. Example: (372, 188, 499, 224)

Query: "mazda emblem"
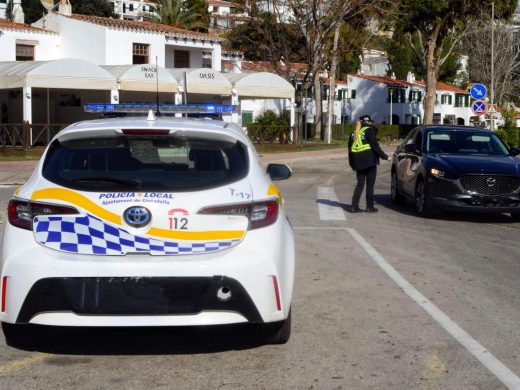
(486, 177, 496, 187)
(124, 207, 151, 227)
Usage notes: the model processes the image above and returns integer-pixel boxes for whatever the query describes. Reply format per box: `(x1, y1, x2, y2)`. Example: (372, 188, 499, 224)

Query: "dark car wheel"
(415, 178, 431, 217)
(391, 169, 406, 205)
(256, 309, 291, 345)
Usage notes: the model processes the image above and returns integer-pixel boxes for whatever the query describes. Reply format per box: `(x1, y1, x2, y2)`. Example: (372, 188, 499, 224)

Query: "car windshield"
(425, 130, 509, 156)
(42, 134, 249, 192)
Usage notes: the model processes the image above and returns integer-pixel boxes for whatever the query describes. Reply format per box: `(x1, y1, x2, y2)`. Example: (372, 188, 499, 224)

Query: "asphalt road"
(1, 159, 520, 389)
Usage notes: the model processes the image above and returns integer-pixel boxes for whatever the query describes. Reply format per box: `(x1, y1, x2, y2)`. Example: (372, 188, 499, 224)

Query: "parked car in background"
(1, 114, 295, 346)
(390, 125, 520, 219)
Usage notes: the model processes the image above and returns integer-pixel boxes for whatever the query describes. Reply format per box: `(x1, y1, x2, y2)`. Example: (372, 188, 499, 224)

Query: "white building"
(110, 0, 158, 20)
(0, 5, 295, 141)
(346, 73, 472, 126)
(359, 49, 389, 77)
(206, 0, 250, 32)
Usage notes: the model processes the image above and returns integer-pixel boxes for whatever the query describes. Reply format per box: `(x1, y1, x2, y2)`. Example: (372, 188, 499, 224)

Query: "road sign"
(470, 84, 487, 100)
(471, 99, 488, 116)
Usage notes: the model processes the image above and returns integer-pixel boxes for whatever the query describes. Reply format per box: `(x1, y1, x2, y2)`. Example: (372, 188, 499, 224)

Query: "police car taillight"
(199, 200, 278, 230)
(8, 199, 79, 230)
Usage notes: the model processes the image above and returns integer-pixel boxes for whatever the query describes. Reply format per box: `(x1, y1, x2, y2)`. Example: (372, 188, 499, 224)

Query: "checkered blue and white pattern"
(33, 214, 241, 256)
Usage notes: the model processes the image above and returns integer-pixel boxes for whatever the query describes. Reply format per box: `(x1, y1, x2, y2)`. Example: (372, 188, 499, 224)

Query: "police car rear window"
(42, 135, 249, 192)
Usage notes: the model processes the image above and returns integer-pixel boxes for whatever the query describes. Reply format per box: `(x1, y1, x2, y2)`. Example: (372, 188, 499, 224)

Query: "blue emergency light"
(84, 103, 237, 114)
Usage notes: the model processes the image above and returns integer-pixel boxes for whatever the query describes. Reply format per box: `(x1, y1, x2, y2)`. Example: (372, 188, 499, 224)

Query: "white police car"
(0, 111, 294, 345)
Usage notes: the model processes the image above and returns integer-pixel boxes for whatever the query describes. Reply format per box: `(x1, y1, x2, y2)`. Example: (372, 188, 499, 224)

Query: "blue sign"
(471, 99, 488, 116)
(470, 84, 487, 100)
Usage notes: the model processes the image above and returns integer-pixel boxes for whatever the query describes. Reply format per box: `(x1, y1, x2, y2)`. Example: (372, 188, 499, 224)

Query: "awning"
(224, 72, 294, 99)
(103, 65, 178, 93)
(0, 59, 117, 90)
(168, 68, 232, 95)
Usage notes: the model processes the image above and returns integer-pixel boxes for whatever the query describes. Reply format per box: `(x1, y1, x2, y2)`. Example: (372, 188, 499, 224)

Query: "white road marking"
(317, 187, 345, 221)
(347, 227, 520, 390)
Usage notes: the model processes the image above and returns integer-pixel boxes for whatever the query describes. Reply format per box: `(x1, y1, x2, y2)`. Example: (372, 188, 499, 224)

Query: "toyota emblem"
(124, 206, 151, 227)
(486, 177, 496, 187)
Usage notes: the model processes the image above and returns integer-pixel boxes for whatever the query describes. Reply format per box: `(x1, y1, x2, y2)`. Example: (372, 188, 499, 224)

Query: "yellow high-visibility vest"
(351, 126, 371, 153)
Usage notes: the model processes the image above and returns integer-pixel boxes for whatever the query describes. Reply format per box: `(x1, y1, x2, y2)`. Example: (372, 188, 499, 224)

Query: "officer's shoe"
(366, 206, 378, 213)
(349, 206, 362, 213)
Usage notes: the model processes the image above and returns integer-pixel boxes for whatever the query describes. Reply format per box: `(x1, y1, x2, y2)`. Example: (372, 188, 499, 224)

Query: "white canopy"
(0, 59, 117, 90)
(224, 72, 294, 99)
(168, 68, 232, 95)
(103, 65, 178, 93)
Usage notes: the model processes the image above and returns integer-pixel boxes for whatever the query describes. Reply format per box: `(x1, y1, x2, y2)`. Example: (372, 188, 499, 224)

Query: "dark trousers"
(351, 166, 377, 209)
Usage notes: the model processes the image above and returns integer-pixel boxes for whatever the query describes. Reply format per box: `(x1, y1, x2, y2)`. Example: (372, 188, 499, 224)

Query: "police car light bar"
(84, 103, 237, 115)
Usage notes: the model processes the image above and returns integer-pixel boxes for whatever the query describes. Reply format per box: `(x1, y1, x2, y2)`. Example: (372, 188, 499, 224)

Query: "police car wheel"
(511, 213, 520, 222)
(256, 309, 291, 345)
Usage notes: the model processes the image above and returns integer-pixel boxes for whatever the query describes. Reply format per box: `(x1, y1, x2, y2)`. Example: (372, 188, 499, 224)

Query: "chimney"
(406, 71, 416, 83)
(12, 0, 25, 24)
(59, 0, 72, 16)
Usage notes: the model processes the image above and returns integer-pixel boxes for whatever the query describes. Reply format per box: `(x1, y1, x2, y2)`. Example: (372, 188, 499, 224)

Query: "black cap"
(359, 115, 373, 123)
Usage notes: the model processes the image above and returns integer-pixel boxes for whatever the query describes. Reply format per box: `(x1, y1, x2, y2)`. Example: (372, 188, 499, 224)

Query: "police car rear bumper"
(16, 276, 263, 324)
(0, 225, 293, 326)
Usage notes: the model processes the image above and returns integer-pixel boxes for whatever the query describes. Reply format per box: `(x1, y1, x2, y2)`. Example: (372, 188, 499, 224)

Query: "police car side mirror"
(267, 164, 292, 180)
(509, 147, 520, 157)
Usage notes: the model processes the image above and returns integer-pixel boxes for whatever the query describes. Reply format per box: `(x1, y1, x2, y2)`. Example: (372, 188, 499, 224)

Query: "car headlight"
(430, 168, 445, 178)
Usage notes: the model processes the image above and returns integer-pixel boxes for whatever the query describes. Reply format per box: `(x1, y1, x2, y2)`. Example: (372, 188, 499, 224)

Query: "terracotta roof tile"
(0, 19, 56, 34)
(68, 14, 222, 41)
(351, 74, 411, 87)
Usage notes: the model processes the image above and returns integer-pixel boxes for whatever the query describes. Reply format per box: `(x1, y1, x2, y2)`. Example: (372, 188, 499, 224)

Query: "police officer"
(348, 115, 390, 213)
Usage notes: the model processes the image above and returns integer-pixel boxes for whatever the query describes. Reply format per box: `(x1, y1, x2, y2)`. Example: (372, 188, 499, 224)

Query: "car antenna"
(155, 56, 161, 117)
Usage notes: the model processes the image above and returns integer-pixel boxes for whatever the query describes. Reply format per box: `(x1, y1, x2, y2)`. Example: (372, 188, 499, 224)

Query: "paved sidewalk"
(0, 145, 395, 186)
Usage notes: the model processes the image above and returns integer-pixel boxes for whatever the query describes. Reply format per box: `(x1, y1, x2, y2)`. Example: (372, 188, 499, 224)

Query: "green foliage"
(5, 0, 13, 21)
(21, 0, 45, 24)
(21, 0, 115, 24)
(72, 0, 116, 18)
(500, 108, 519, 147)
(225, 13, 306, 63)
(246, 111, 291, 144)
(151, 0, 209, 32)
(384, 28, 461, 83)
(495, 129, 510, 147)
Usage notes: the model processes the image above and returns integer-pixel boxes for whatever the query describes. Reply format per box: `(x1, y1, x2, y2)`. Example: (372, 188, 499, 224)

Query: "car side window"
(405, 129, 417, 145)
(413, 131, 423, 152)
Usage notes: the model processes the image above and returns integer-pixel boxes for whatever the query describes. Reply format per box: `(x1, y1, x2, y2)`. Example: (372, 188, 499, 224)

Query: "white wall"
(57, 17, 107, 63)
(0, 29, 59, 61)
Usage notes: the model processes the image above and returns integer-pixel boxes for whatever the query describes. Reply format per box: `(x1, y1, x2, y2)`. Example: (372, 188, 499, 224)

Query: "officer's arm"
(366, 129, 389, 160)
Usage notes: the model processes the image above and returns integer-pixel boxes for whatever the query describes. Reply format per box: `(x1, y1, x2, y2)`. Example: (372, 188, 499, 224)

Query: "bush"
(500, 108, 519, 148)
(246, 110, 291, 144)
(495, 129, 509, 147)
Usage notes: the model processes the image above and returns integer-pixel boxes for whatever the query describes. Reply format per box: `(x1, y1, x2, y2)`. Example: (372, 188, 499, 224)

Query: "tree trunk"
(314, 75, 322, 139)
(326, 24, 341, 144)
(422, 25, 441, 124)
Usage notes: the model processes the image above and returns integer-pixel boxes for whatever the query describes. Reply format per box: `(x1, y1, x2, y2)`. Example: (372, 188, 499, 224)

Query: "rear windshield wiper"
(71, 177, 143, 188)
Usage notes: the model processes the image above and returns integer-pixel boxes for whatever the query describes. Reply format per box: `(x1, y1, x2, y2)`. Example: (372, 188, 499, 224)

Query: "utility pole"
(490, 2, 495, 131)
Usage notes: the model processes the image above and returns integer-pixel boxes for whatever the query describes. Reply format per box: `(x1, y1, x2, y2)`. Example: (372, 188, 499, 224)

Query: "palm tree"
(151, 0, 209, 33)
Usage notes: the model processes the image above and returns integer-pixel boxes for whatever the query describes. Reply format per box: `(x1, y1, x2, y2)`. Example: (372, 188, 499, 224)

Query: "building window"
(242, 111, 253, 126)
(174, 50, 190, 68)
(16, 44, 35, 61)
(350, 89, 356, 99)
(133, 43, 149, 64)
(129, 3, 134, 11)
(203, 57, 212, 68)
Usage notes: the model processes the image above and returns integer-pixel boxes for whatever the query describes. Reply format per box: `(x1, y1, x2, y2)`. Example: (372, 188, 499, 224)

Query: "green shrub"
(495, 129, 509, 147)
(500, 108, 519, 147)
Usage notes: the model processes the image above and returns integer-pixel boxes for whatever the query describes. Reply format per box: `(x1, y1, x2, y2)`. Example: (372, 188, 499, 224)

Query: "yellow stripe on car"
(147, 227, 244, 241)
(32, 188, 122, 225)
(268, 184, 282, 208)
